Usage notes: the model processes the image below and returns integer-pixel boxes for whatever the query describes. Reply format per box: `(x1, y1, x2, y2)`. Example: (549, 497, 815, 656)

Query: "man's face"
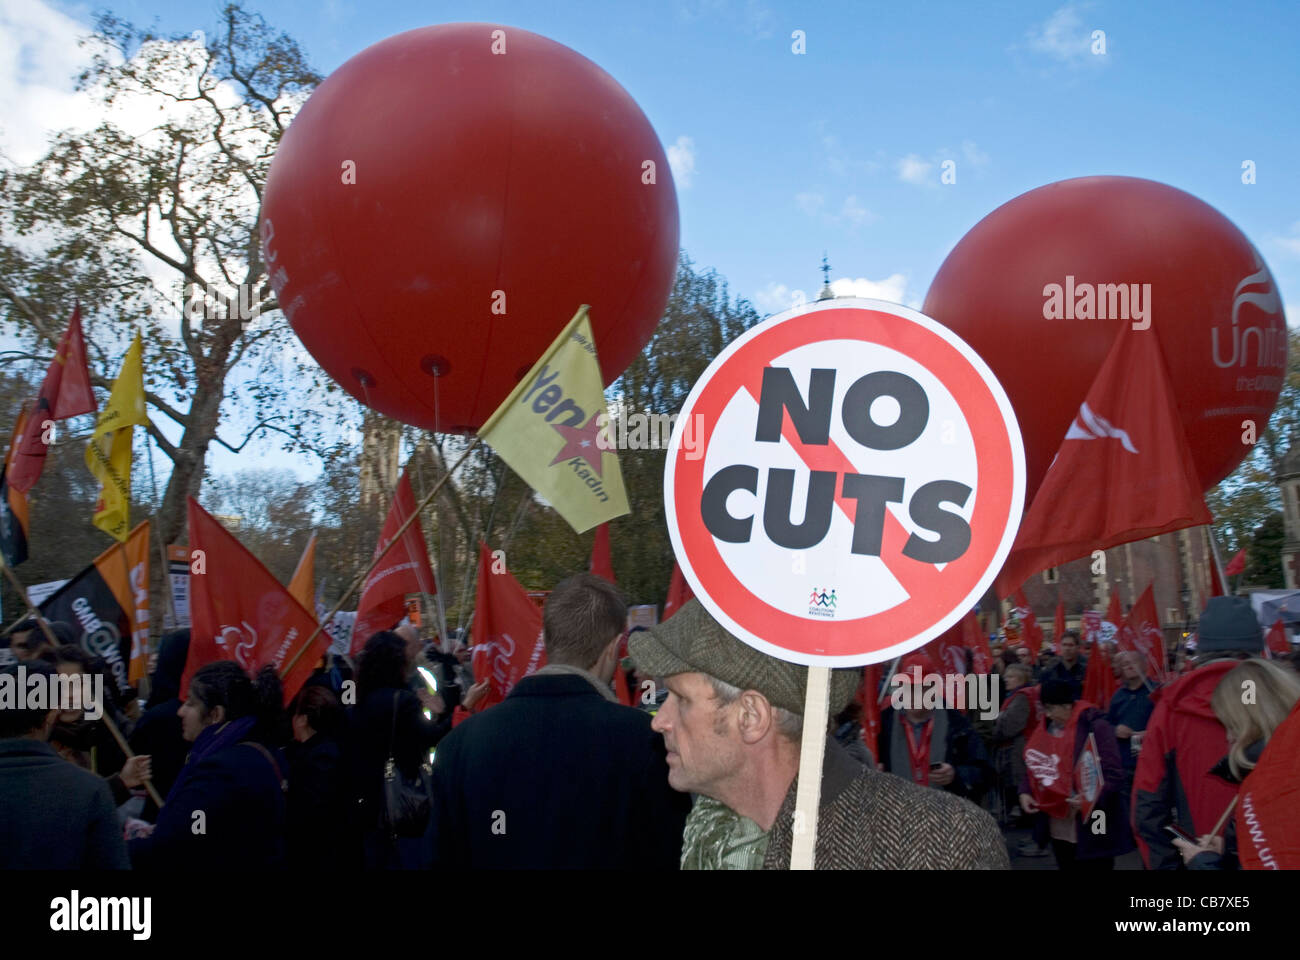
(1016, 647, 1032, 665)
(1061, 636, 1079, 663)
(11, 630, 39, 662)
(1118, 652, 1142, 684)
(651, 672, 744, 798)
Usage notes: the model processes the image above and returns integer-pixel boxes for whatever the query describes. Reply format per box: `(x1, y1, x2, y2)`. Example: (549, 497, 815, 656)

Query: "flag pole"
(280, 435, 482, 680)
(0, 553, 164, 808)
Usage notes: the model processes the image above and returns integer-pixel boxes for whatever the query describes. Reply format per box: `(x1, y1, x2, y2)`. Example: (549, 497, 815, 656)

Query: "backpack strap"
(241, 741, 288, 793)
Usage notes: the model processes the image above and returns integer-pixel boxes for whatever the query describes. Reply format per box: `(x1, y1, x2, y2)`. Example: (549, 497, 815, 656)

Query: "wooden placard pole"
(790, 665, 830, 870)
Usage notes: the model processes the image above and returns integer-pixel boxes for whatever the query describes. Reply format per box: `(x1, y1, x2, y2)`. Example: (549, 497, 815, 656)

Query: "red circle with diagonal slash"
(664, 299, 1024, 666)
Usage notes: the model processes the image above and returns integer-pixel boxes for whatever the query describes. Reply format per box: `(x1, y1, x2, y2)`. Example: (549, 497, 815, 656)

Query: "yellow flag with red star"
(478, 305, 629, 534)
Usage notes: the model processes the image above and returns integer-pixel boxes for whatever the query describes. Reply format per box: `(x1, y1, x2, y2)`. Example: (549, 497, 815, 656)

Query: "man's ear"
(207, 704, 226, 727)
(736, 691, 774, 744)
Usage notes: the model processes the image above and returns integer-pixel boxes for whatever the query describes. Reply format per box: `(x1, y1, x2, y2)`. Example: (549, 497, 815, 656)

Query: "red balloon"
(922, 176, 1286, 502)
(260, 24, 678, 432)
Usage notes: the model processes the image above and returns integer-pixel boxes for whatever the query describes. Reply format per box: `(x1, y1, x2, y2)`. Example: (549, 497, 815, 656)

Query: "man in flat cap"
(629, 600, 1009, 869)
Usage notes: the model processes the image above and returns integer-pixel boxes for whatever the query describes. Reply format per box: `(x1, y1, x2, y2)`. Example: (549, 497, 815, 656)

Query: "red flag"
(1081, 632, 1117, 709)
(1236, 702, 1300, 870)
(924, 620, 970, 675)
(1266, 619, 1290, 659)
(1120, 585, 1167, 683)
(9, 306, 96, 493)
(351, 469, 437, 655)
(1012, 588, 1045, 656)
(962, 611, 993, 674)
(1224, 549, 1247, 578)
(663, 562, 693, 621)
(1053, 598, 1066, 655)
(995, 325, 1211, 596)
(856, 664, 883, 757)
(589, 523, 615, 584)
(181, 498, 327, 706)
(470, 541, 546, 710)
(1105, 591, 1123, 631)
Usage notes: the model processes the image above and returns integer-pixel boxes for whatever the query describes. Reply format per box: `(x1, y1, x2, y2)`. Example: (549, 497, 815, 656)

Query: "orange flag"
(288, 532, 316, 614)
(995, 325, 1211, 596)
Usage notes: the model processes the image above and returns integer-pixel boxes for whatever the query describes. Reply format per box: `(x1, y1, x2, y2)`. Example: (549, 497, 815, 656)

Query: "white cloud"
(830, 274, 912, 307)
(754, 273, 916, 316)
(1274, 221, 1300, 258)
(667, 134, 696, 189)
(795, 192, 824, 216)
(838, 195, 872, 226)
(961, 140, 990, 168)
(897, 154, 933, 185)
(1025, 4, 1104, 66)
(753, 282, 808, 315)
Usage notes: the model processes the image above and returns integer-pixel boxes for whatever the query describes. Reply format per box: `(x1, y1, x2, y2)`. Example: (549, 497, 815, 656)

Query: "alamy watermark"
(889, 667, 1000, 720)
(596, 409, 705, 460)
(154, 281, 266, 329)
(0, 666, 105, 721)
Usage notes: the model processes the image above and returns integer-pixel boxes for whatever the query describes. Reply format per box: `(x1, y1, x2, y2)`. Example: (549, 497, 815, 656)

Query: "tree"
(0, 4, 332, 559)
(1243, 512, 1285, 588)
(1208, 327, 1300, 556)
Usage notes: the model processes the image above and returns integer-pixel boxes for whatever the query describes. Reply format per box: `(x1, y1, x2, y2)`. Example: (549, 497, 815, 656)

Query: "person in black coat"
(286, 682, 348, 870)
(0, 661, 130, 869)
(129, 661, 286, 870)
(431, 573, 691, 869)
(129, 629, 193, 821)
(346, 630, 450, 869)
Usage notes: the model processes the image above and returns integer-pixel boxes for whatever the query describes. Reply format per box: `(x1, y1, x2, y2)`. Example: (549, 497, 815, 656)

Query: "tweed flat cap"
(628, 599, 863, 716)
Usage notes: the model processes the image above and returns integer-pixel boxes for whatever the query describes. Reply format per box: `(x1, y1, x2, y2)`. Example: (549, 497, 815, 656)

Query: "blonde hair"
(1210, 659, 1300, 780)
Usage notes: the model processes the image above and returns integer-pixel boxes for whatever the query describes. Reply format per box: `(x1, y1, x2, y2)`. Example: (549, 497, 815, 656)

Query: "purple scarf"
(167, 715, 257, 803)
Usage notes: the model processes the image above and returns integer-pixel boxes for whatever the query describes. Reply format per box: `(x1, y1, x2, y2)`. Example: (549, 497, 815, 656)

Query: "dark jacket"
(129, 721, 286, 871)
(1105, 682, 1155, 776)
(0, 738, 130, 869)
(431, 673, 690, 869)
(286, 733, 347, 870)
(1041, 657, 1088, 697)
(1133, 660, 1239, 869)
(877, 706, 991, 800)
(346, 686, 449, 832)
(1018, 705, 1134, 860)
(763, 737, 1009, 869)
(129, 699, 188, 822)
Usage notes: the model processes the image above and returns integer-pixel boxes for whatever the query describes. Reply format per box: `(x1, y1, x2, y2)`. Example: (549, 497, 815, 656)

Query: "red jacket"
(1132, 660, 1239, 869)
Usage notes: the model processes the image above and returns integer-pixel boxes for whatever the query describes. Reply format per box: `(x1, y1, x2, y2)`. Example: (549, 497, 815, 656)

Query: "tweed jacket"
(763, 738, 1010, 869)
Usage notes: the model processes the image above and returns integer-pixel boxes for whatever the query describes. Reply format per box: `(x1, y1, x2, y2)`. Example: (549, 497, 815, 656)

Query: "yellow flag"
(86, 333, 148, 541)
(288, 532, 317, 614)
(478, 305, 629, 534)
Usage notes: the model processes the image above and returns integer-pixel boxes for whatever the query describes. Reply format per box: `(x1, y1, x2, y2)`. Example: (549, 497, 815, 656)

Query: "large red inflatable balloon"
(923, 176, 1286, 502)
(260, 24, 678, 432)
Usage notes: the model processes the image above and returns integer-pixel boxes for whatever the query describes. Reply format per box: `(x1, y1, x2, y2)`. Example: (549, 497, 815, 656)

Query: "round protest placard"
(664, 298, 1025, 666)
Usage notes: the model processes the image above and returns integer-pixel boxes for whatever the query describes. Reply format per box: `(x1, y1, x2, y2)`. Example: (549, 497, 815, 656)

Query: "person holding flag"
(1018, 680, 1133, 870)
(86, 332, 148, 542)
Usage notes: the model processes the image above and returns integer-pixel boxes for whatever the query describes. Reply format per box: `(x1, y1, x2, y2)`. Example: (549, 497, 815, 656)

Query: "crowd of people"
(1, 583, 1297, 871)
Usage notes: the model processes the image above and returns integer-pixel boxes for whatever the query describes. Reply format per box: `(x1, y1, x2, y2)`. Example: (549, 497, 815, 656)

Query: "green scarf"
(680, 796, 770, 870)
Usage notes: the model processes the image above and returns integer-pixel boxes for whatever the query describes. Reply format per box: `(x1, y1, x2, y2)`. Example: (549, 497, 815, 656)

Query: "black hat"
(1197, 597, 1264, 654)
(1040, 679, 1077, 706)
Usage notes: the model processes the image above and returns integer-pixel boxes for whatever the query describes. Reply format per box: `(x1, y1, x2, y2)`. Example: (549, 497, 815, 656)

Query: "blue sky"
(10, 0, 1300, 480)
